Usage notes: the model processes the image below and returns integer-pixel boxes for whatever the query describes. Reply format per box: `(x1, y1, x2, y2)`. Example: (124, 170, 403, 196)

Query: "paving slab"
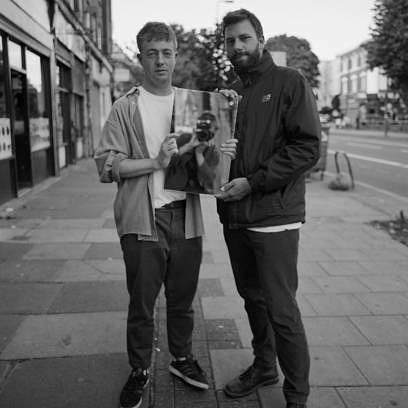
(102, 218, 116, 228)
(0, 260, 63, 282)
(201, 296, 246, 319)
(37, 218, 105, 229)
(84, 229, 119, 242)
(312, 276, 370, 293)
(303, 294, 370, 316)
(297, 277, 323, 294)
(219, 276, 239, 296)
(345, 345, 408, 385)
(55, 259, 124, 282)
(0, 311, 126, 359)
(362, 247, 408, 261)
(297, 294, 318, 316)
(0, 353, 131, 408)
(84, 242, 123, 260)
(23, 243, 91, 260)
(0, 228, 28, 241)
(234, 318, 252, 348)
(0, 315, 24, 353)
(258, 386, 346, 408)
(318, 261, 370, 276)
(359, 261, 408, 275)
(357, 275, 408, 292)
(210, 349, 254, 390)
(298, 248, 333, 262)
(0, 243, 33, 261)
(355, 293, 408, 315)
(350, 315, 408, 344)
(200, 263, 233, 279)
(48, 281, 128, 313)
(298, 261, 329, 277)
(0, 283, 62, 314)
(309, 346, 368, 386)
(338, 386, 408, 408)
(198, 278, 224, 297)
(303, 317, 369, 346)
(24, 228, 89, 243)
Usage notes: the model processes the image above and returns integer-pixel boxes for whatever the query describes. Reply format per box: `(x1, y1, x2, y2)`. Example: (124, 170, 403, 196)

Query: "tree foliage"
(364, 0, 408, 106)
(265, 34, 320, 88)
(171, 24, 234, 91)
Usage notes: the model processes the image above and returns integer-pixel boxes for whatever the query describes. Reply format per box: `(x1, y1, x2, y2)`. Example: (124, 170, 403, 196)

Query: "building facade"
(318, 44, 400, 127)
(111, 41, 143, 100)
(0, 0, 112, 205)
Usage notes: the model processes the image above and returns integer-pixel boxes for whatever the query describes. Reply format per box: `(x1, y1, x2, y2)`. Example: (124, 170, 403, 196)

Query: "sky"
(112, 0, 377, 61)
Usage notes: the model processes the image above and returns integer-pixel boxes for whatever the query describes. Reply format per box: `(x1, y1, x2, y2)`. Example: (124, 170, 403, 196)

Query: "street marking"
(325, 171, 408, 203)
(347, 142, 381, 150)
(328, 150, 408, 169)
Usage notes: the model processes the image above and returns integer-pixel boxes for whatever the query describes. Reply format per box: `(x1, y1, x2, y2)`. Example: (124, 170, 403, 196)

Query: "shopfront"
(0, 30, 54, 204)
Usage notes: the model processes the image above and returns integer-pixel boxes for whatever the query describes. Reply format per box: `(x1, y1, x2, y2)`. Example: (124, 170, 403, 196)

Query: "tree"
(364, 0, 408, 107)
(171, 24, 234, 91)
(265, 35, 320, 88)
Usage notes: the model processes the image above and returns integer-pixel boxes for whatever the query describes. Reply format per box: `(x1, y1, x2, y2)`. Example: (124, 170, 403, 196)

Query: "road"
(324, 129, 408, 198)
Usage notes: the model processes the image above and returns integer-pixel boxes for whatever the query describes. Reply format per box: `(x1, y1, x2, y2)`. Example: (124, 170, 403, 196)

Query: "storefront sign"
(0, 118, 12, 160)
(30, 117, 50, 152)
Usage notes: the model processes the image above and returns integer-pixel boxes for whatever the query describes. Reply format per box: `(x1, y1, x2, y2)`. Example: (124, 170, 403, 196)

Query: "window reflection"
(8, 40, 23, 69)
(26, 50, 50, 152)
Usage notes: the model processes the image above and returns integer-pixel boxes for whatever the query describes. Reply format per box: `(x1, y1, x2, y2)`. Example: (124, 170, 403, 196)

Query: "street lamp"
(216, 0, 235, 23)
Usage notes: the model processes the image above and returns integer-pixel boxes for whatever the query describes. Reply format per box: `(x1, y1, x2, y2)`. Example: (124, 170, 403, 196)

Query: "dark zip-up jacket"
(217, 51, 321, 228)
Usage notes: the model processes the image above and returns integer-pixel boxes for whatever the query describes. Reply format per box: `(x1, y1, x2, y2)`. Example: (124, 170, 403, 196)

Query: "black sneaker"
(169, 356, 209, 389)
(119, 368, 149, 408)
(224, 364, 279, 398)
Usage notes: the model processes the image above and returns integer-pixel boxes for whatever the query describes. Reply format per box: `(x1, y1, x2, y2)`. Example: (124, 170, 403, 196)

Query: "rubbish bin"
(312, 123, 330, 179)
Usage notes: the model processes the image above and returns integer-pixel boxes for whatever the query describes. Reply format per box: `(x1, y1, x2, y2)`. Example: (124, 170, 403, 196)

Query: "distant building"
(0, 0, 113, 205)
(111, 42, 143, 100)
(317, 59, 340, 110)
(318, 44, 400, 126)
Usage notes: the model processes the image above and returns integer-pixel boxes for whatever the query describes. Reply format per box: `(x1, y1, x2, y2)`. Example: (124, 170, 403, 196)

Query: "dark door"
(11, 70, 31, 190)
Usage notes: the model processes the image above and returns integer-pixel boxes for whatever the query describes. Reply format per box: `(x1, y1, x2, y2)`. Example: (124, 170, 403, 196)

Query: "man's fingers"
(220, 181, 234, 192)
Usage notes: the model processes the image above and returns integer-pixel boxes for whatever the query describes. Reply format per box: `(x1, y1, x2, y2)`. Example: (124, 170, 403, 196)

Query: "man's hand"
(220, 138, 238, 159)
(216, 177, 251, 201)
(218, 89, 240, 106)
(156, 136, 178, 168)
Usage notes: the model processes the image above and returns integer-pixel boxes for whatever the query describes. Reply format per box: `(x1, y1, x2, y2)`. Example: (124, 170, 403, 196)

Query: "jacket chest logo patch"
(261, 94, 272, 103)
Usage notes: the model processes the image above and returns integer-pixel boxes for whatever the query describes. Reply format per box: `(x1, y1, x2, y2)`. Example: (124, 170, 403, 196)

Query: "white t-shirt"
(138, 86, 186, 208)
(248, 222, 301, 233)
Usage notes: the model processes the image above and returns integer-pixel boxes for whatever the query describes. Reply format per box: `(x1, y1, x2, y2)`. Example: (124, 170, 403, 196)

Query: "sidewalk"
(1, 159, 408, 408)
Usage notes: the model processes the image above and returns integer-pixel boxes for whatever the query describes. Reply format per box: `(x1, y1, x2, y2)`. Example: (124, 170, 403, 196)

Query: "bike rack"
(328, 151, 355, 191)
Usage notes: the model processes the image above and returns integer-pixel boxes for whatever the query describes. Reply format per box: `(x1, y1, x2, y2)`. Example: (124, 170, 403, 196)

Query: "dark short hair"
(222, 9, 264, 41)
(136, 22, 177, 52)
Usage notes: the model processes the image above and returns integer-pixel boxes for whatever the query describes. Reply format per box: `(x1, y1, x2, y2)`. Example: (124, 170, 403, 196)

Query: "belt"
(158, 200, 186, 210)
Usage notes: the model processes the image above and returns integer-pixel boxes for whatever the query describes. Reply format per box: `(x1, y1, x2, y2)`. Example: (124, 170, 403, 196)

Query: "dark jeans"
(120, 205, 202, 370)
(223, 227, 310, 405)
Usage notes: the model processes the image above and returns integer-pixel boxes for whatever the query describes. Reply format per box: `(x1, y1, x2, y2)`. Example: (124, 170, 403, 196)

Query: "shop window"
(8, 40, 23, 69)
(0, 38, 12, 160)
(26, 50, 50, 152)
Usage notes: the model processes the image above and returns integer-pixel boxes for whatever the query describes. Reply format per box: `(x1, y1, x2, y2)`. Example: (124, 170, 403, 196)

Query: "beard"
(230, 44, 263, 74)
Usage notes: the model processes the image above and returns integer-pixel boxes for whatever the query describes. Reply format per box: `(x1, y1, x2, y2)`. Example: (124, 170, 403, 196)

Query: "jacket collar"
(238, 50, 275, 88)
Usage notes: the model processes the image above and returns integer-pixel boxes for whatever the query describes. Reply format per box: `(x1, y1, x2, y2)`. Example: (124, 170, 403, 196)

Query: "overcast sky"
(112, 0, 377, 61)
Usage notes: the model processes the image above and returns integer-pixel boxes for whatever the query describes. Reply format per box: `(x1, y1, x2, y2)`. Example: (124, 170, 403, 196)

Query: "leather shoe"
(287, 404, 306, 408)
(224, 364, 279, 398)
